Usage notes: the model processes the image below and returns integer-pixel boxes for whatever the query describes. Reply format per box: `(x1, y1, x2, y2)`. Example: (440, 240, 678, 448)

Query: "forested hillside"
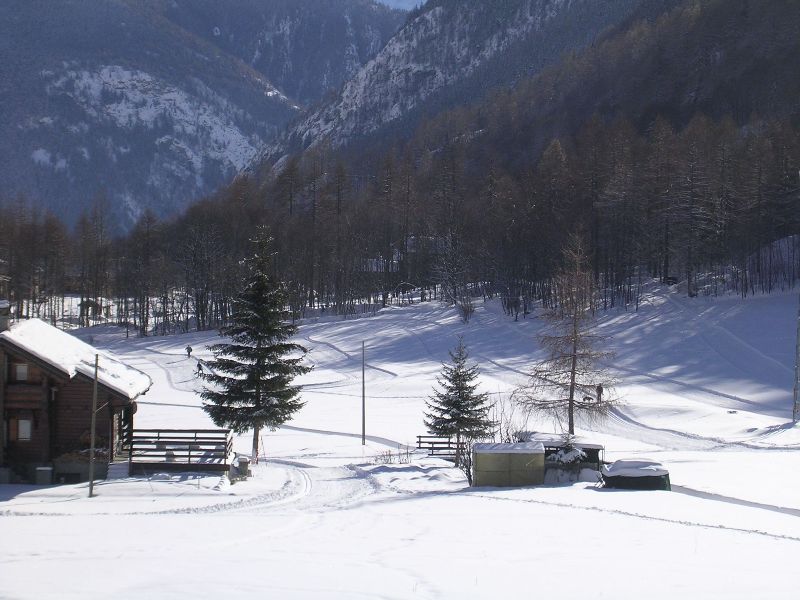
(245, 0, 800, 313)
(2, 0, 799, 336)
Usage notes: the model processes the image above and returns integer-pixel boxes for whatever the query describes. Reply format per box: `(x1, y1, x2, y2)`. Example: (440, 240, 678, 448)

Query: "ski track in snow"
(0, 461, 376, 519)
(7, 292, 800, 600)
(400, 303, 530, 380)
(32, 296, 800, 528)
(611, 364, 766, 411)
(599, 408, 721, 451)
(135, 351, 200, 395)
(704, 317, 792, 376)
(601, 407, 800, 452)
(306, 334, 398, 377)
(279, 424, 415, 451)
(666, 294, 792, 380)
(464, 490, 800, 544)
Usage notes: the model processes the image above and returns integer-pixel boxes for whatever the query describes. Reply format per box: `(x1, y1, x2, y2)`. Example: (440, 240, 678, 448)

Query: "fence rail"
(128, 429, 232, 473)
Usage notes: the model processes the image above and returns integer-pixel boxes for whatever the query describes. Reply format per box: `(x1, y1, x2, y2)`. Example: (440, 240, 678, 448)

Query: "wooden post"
(88, 354, 98, 498)
(40, 379, 50, 463)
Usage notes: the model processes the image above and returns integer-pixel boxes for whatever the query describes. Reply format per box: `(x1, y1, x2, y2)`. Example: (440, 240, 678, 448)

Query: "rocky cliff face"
(158, 0, 403, 106)
(0, 0, 401, 230)
(258, 0, 649, 165)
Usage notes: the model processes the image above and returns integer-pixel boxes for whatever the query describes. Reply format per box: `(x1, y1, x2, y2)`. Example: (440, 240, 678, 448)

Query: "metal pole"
(0, 352, 7, 468)
(362, 341, 366, 445)
(794, 295, 800, 423)
(89, 354, 98, 497)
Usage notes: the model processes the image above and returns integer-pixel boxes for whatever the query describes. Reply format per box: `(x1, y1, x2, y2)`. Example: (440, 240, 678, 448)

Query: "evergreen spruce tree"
(425, 337, 493, 467)
(201, 232, 311, 462)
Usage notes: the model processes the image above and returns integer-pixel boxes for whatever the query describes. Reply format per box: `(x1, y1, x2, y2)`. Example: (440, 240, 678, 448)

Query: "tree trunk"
(567, 314, 579, 434)
(252, 425, 260, 464)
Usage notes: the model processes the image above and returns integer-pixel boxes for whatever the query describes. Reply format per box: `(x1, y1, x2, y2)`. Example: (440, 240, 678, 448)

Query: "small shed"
(601, 458, 671, 491)
(518, 432, 605, 469)
(472, 442, 545, 487)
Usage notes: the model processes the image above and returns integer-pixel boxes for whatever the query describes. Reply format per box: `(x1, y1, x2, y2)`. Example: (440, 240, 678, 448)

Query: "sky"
(376, 0, 421, 10)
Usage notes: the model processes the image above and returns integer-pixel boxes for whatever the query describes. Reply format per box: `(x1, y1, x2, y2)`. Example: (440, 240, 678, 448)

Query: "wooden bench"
(416, 435, 467, 461)
(127, 429, 232, 474)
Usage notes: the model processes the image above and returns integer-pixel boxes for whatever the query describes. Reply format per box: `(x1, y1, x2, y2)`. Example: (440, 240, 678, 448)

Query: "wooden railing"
(128, 429, 232, 473)
(416, 435, 467, 460)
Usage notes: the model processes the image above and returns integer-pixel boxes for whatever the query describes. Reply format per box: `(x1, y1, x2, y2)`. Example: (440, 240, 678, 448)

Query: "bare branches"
(515, 234, 618, 434)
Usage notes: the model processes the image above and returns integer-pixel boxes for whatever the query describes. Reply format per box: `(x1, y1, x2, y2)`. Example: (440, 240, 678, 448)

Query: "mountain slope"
(156, 0, 403, 106)
(0, 0, 400, 230)
(257, 0, 660, 165)
(411, 0, 800, 166)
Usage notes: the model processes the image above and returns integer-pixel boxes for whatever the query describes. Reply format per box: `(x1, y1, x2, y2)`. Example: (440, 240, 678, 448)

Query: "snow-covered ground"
(2, 288, 800, 599)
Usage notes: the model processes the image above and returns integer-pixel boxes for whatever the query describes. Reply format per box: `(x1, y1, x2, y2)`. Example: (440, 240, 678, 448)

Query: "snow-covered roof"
(0, 318, 151, 400)
(518, 432, 604, 450)
(473, 442, 545, 454)
(602, 459, 669, 478)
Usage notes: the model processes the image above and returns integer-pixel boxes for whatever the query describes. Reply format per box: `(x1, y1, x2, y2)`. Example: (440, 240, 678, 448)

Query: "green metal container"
(472, 442, 545, 487)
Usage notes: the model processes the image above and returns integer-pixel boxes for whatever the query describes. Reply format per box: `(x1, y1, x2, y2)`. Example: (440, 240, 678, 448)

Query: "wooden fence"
(127, 429, 232, 474)
(416, 435, 467, 461)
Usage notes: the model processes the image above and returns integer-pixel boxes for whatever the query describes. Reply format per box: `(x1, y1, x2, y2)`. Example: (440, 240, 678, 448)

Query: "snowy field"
(2, 288, 800, 599)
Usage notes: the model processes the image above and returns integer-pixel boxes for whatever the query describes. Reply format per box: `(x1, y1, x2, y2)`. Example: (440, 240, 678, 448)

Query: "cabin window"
(8, 417, 32, 442)
(14, 363, 28, 382)
(17, 419, 32, 441)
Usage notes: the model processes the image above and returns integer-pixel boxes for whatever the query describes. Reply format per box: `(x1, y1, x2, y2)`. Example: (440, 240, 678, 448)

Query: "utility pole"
(362, 341, 366, 445)
(794, 295, 800, 423)
(89, 354, 98, 498)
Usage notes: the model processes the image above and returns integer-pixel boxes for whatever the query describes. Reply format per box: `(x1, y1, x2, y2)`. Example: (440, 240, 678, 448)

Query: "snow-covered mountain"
(0, 0, 402, 230)
(257, 0, 653, 165)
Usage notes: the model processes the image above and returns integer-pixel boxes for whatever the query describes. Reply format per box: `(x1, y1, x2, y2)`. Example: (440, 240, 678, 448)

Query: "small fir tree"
(201, 231, 311, 462)
(425, 337, 493, 467)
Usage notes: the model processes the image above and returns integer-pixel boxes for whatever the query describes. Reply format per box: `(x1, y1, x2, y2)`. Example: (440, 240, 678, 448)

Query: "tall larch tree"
(515, 234, 617, 434)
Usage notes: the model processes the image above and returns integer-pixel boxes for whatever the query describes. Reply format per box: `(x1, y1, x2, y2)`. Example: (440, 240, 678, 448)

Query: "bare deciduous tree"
(515, 234, 618, 434)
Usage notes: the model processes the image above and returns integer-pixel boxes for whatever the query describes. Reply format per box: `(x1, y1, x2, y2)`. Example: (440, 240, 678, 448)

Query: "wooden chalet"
(0, 309, 152, 483)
